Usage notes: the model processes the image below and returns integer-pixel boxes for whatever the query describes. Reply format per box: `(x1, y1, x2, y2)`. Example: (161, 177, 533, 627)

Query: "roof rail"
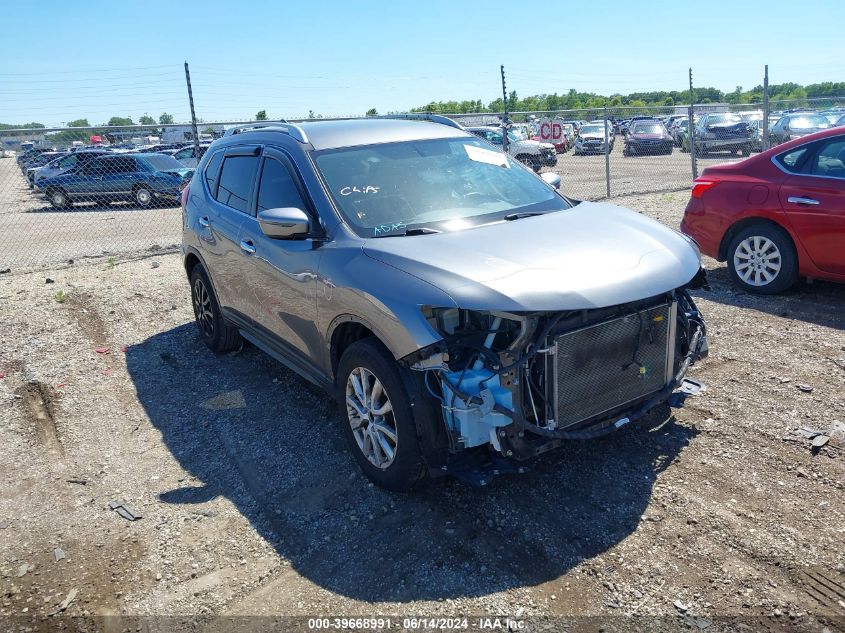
(222, 120, 309, 144)
(374, 113, 464, 130)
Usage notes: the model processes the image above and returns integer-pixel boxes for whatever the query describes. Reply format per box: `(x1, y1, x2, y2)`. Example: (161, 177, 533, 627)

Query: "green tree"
(67, 119, 90, 127)
(138, 114, 156, 125)
(255, 110, 268, 121)
(365, 108, 378, 116)
(308, 110, 316, 119)
(159, 112, 174, 124)
(106, 116, 133, 126)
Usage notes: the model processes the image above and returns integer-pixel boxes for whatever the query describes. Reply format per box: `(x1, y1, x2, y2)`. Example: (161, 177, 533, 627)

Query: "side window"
(257, 157, 307, 213)
(82, 158, 105, 176)
(809, 137, 845, 179)
(215, 155, 259, 213)
(204, 151, 224, 194)
(775, 146, 808, 172)
(59, 155, 77, 169)
(174, 148, 192, 160)
(116, 157, 137, 173)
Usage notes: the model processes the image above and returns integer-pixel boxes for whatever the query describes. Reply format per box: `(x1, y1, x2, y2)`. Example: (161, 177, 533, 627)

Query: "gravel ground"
(1, 190, 844, 632)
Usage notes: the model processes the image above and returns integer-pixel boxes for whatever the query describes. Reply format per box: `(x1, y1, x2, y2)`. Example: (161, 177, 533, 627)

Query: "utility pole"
(501, 64, 509, 153)
(689, 67, 698, 179)
(603, 105, 611, 198)
(762, 64, 770, 151)
(184, 62, 201, 159)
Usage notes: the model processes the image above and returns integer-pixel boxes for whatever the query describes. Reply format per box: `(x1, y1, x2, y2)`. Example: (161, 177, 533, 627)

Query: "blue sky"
(1, 0, 842, 127)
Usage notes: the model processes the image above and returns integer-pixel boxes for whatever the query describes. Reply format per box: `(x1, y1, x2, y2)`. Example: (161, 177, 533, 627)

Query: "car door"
(778, 134, 845, 275)
(237, 147, 323, 366)
(100, 156, 139, 197)
(71, 157, 110, 197)
(202, 146, 261, 315)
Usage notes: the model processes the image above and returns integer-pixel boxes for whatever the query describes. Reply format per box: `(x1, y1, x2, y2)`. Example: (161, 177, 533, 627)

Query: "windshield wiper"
(374, 227, 442, 238)
(504, 211, 547, 221)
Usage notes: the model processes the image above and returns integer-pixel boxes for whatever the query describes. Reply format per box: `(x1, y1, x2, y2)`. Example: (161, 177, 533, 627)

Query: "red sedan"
(681, 127, 845, 293)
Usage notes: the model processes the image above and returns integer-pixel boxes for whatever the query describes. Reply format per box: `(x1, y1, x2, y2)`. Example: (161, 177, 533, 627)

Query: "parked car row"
(16, 143, 197, 209)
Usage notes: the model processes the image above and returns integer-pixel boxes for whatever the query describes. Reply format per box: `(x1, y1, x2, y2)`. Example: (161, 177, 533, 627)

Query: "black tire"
(741, 145, 751, 157)
(47, 187, 71, 209)
(189, 264, 241, 352)
(336, 338, 429, 492)
(134, 185, 154, 208)
(726, 223, 798, 295)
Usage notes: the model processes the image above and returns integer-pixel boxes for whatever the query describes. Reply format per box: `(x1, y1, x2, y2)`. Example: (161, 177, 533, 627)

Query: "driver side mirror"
(541, 172, 561, 190)
(258, 207, 310, 239)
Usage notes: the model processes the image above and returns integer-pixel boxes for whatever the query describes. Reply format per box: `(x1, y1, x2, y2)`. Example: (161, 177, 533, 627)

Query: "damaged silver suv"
(181, 115, 708, 491)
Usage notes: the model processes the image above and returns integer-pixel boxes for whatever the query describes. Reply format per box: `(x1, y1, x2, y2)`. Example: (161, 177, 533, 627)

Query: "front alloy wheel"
(345, 367, 397, 469)
(336, 338, 428, 491)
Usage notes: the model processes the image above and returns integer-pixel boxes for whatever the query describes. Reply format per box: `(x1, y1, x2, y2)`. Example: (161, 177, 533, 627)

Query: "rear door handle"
(240, 239, 256, 255)
(787, 196, 820, 205)
(198, 216, 210, 228)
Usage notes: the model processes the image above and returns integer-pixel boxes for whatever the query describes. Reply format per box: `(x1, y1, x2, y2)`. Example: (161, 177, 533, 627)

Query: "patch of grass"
(54, 290, 66, 303)
(106, 257, 116, 269)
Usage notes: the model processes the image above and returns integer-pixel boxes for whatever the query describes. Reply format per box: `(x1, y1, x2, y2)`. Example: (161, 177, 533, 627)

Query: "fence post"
(500, 65, 509, 154)
(762, 64, 770, 151)
(184, 62, 201, 159)
(603, 106, 611, 198)
(689, 103, 698, 180)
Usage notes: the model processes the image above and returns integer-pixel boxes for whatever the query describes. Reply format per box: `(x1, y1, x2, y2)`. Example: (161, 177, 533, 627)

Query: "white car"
(466, 126, 557, 172)
(172, 143, 211, 168)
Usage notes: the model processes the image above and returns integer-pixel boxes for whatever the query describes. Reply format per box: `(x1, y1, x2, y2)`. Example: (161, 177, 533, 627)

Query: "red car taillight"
(691, 178, 720, 198)
(180, 182, 190, 209)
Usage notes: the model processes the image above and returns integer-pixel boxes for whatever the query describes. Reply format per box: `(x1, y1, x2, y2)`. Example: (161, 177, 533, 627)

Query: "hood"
(511, 139, 553, 152)
(579, 132, 606, 140)
(362, 202, 701, 311)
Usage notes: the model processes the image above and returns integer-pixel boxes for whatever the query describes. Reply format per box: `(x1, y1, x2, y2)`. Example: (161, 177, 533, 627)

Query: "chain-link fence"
(1, 97, 844, 270)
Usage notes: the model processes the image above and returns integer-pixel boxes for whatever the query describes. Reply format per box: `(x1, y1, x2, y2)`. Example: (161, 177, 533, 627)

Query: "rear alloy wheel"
(727, 225, 797, 294)
(48, 188, 71, 209)
(337, 338, 428, 492)
(189, 265, 242, 352)
(134, 186, 154, 208)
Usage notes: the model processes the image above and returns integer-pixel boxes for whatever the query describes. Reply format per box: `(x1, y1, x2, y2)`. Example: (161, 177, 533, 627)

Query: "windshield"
(142, 154, 185, 171)
(314, 137, 569, 238)
(507, 130, 525, 142)
(632, 123, 663, 134)
(789, 114, 832, 130)
(707, 113, 743, 125)
(580, 125, 604, 135)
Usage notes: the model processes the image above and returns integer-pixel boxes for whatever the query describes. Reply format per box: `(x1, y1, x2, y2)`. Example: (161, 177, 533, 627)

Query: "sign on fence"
(536, 118, 564, 144)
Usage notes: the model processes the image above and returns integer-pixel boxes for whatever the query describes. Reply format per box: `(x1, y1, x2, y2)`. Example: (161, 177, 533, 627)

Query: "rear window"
(142, 154, 184, 172)
(774, 146, 808, 173)
(215, 155, 259, 213)
(205, 151, 224, 193)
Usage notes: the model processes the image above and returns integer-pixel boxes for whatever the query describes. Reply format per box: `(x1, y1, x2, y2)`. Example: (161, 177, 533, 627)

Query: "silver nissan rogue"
(181, 115, 708, 491)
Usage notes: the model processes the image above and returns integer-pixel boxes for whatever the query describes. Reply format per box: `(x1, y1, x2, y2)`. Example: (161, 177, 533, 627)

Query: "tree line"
(410, 82, 845, 114)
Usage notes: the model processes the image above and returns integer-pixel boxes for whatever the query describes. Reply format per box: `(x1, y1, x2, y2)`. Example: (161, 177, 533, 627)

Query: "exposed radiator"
(550, 302, 676, 429)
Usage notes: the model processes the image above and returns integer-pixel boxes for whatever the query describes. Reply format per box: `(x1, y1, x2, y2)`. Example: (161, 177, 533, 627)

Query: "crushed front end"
(403, 274, 708, 474)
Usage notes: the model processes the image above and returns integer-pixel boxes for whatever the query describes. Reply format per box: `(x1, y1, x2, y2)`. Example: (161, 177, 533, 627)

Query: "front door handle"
(787, 196, 820, 205)
(198, 216, 210, 228)
(240, 239, 256, 254)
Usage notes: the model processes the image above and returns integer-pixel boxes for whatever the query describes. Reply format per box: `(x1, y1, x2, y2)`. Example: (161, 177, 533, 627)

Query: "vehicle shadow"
(702, 265, 845, 331)
(126, 322, 696, 602)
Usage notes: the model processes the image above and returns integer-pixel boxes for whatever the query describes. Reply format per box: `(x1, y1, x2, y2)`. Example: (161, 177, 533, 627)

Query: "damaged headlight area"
(404, 279, 708, 466)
